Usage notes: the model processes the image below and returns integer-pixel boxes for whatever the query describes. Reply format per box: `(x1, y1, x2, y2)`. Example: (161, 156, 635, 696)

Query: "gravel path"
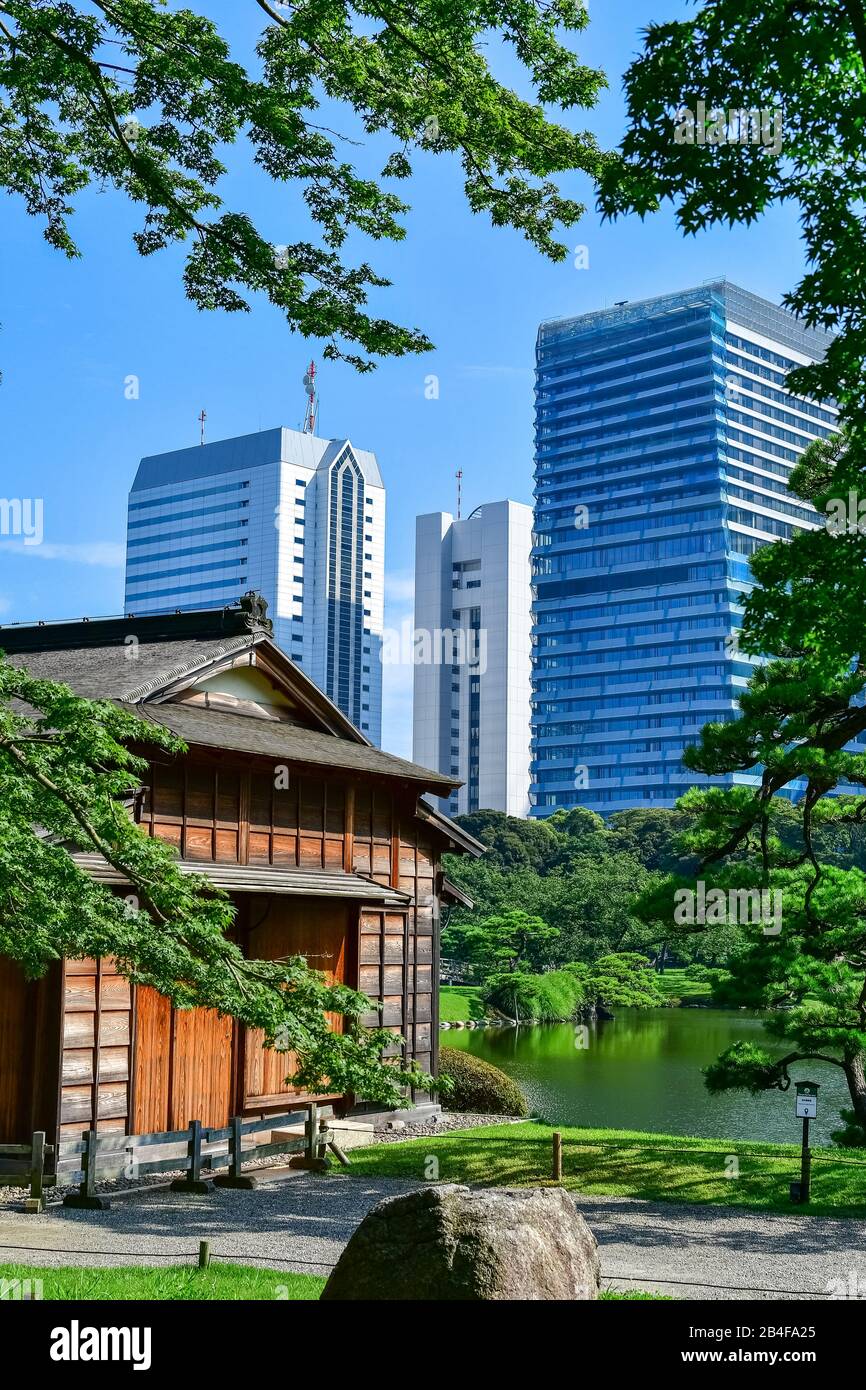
(1, 1171, 864, 1299)
(0, 1172, 415, 1282)
(570, 1193, 866, 1300)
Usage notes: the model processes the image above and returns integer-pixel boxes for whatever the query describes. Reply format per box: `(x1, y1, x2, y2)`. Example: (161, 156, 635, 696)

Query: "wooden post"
(328, 1140, 351, 1167)
(171, 1119, 210, 1194)
(24, 1132, 46, 1214)
(288, 1101, 328, 1172)
(213, 1115, 257, 1190)
(801, 1115, 812, 1203)
(64, 1129, 110, 1210)
(228, 1115, 242, 1183)
(552, 1131, 563, 1183)
(198, 1240, 211, 1269)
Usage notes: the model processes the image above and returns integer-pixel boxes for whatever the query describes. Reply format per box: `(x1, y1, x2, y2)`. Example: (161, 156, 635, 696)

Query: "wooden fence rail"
(0, 1133, 54, 1212)
(58, 1102, 343, 1211)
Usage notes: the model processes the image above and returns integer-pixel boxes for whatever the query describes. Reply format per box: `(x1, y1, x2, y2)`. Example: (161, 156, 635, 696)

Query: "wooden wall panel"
(132, 986, 171, 1133)
(242, 899, 349, 1108)
(129, 754, 452, 1114)
(58, 958, 134, 1137)
(169, 1009, 233, 1130)
(141, 759, 352, 872)
(132, 988, 233, 1133)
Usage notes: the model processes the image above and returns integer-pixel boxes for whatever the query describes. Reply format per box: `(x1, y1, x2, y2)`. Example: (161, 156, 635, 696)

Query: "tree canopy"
(444, 809, 708, 967)
(598, 0, 866, 425)
(0, 0, 609, 367)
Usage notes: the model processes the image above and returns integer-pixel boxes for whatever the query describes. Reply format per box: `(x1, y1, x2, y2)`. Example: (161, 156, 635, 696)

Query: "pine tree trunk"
(844, 1051, 866, 1130)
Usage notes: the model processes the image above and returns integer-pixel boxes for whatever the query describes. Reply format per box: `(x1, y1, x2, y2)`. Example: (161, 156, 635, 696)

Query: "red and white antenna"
(198, 408, 207, 446)
(456, 468, 463, 520)
(302, 361, 318, 434)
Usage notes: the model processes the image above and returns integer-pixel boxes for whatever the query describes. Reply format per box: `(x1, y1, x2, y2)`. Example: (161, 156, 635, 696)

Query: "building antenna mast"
(456, 468, 463, 520)
(198, 409, 207, 446)
(302, 361, 318, 434)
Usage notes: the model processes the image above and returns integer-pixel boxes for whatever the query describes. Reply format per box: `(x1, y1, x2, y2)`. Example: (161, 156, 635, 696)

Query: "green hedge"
(438, 1046, 528, 1116)
(482, 968, 587, 1023)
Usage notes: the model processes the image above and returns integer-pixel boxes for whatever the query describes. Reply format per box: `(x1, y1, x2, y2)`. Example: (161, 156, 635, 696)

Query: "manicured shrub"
(482, 968, 586, 1022)
(438, 1046, 528, 1116)
(683, 964, 712, 982)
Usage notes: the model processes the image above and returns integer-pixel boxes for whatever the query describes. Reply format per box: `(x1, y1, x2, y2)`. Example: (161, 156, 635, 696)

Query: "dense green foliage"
(438, 1046, 528, 1116)
(0, 662, 436, 1105)
(483, 953, 662, 1022)
(483, 967, 586, 1023)
(442, 908, 559, 975)
(598, 0, 866, 423)
(444, 809, 741, 969)
(0, 0, 609, 367)
(346, 1122, 866, 1215)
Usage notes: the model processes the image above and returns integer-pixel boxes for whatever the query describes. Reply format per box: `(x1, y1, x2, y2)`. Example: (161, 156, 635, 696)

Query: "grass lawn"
(0, 1263, 325, 1300)
(0, 1261, 663, 1300)
(440, 984, 486, 1021)
(343, 1122, 866, 1216)
(654, 969, 712, 1000)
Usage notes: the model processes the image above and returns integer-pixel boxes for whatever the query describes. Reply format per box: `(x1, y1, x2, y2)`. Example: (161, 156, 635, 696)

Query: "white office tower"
(125, 427, 385, 743)
(413, 501, 533, 817)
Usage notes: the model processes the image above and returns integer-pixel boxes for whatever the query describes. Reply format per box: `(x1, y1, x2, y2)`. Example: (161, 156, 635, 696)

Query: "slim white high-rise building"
(413, 501, 533, 817)
(124, 426, 385, 743)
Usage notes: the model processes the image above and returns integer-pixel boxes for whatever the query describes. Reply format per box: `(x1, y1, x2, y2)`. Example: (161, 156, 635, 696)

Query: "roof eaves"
(416, 798, 486, 856)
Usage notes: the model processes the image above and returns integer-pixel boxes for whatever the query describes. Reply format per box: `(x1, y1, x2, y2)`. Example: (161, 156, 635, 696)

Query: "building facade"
(530, 281, 838, 815)
(124, 427, 385, 743)
(0, 597, 482, 1148)
(414, 501, 533, 818)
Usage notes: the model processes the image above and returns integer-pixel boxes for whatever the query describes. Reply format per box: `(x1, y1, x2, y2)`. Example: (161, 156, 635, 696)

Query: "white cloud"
(0, 541, 125, 568)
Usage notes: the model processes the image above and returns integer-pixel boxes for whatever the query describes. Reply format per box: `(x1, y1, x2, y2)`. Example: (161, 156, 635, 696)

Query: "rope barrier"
(0, 1242, 846, 1296)
(0, 1241, 337, 1268)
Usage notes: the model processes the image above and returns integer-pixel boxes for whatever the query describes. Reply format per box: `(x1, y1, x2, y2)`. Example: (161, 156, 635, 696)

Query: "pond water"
(443, 1008, 849, 1147)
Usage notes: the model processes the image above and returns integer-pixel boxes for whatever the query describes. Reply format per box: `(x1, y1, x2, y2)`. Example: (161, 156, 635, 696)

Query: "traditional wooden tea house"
(0, 595, 482, 1154)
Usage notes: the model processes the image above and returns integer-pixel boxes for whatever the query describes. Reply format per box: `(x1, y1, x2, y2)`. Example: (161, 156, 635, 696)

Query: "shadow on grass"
(346, 1128, 866, 1221)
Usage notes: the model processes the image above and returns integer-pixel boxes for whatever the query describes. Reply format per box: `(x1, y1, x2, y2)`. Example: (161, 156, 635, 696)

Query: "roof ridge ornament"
(238, 590, 273, 635)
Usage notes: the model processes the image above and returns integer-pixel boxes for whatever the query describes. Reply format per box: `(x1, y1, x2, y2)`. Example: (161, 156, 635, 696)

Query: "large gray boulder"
(321, 1184, 600, 1301)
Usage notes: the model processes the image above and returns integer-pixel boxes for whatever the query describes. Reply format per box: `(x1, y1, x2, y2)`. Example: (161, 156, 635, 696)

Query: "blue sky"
(1, 1, 805, 756)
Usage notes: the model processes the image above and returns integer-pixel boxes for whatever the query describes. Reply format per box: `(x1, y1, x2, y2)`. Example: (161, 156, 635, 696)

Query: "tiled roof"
(128, 700, 458, 789)
(72, 854, 412, 904)
(0, 603, 459, 793)
(3, 635, 255, 703)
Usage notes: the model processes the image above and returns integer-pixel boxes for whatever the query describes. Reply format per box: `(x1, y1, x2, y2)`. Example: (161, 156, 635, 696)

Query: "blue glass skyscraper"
(530, 281, 837, 814)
